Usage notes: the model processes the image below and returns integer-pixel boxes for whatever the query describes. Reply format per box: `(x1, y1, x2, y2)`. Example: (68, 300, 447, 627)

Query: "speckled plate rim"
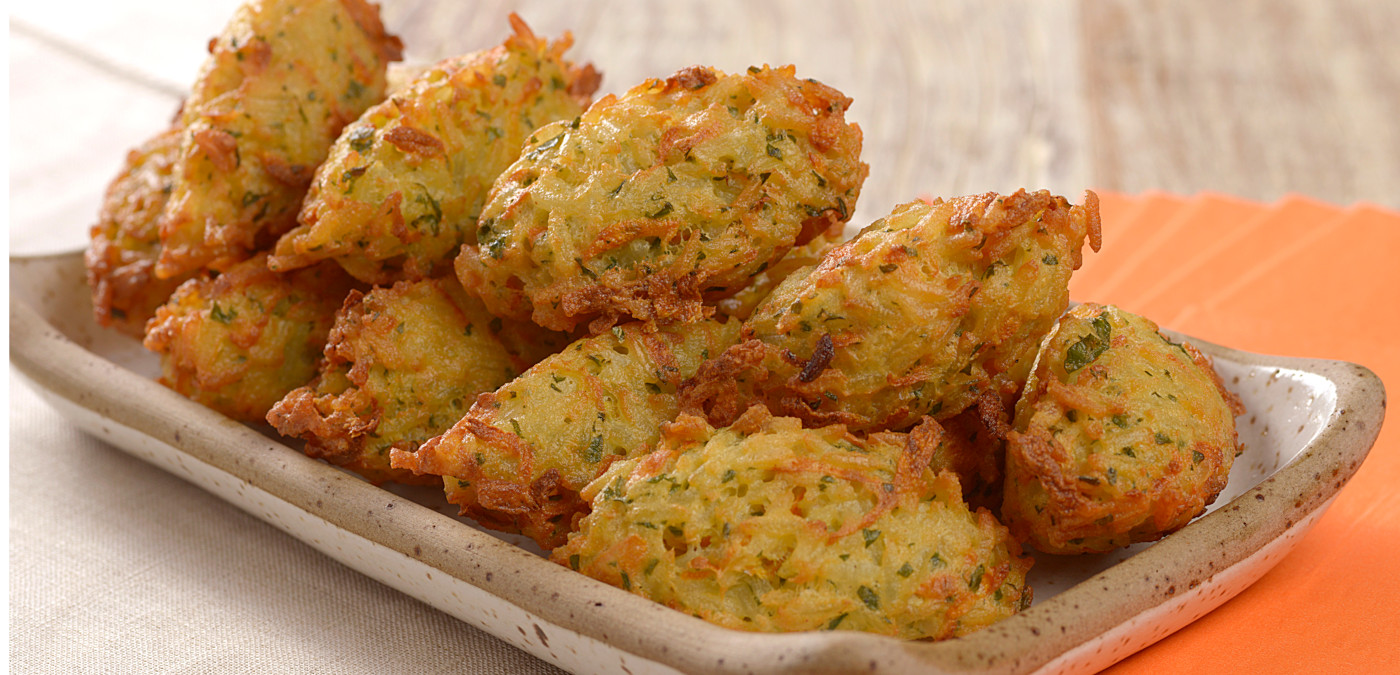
(9, 252, 1386, 675)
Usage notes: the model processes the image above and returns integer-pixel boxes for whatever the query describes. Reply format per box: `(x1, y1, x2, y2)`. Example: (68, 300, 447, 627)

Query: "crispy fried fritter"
(680, 190, 1101, 433)
(268, 16, 600, 285)
(86, 127, 196, 336)
(712, 219, 845, 322)
(391, 319, 741, 548)
(156, 0, 402, 278)
(456, 64, 868, 333)
(143, 253, 356, 422)
(267, 276, 568, 484)
(937, 406, 1008, 513)
(1001, 304, 1245, 554)
(553, 407, 1033, 640)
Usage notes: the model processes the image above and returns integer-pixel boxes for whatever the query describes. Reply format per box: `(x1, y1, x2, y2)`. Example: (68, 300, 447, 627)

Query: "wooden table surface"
(9, 1, 1398, 673)
(12, 0, 1399, 255)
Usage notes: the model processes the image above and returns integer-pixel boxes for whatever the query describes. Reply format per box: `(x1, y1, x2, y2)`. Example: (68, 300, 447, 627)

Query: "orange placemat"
(1076, 192, 1400, 674)
(1070, 191, 1189, 301)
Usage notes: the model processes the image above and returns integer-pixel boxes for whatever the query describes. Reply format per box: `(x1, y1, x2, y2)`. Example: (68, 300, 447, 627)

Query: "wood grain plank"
(1081, 0, 1400, 207)
(382, 0, 1093, 226)
(9, 1, 242, 94)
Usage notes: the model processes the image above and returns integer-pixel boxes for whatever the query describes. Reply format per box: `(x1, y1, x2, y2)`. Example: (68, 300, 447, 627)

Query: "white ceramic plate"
(9, 251, 1385, 674)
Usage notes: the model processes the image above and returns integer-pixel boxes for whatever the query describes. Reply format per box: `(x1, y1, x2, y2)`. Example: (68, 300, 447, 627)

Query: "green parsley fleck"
(1064, 315, 1113, 372)
(209, 303, 236, 324)
(968, 564, 985, 590)
(584, 435, 604, 464)
(857, 585, 879, 610)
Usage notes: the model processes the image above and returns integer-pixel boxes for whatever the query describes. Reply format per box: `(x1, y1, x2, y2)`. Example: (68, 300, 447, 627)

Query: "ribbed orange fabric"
(1077, 193, 1399, 674)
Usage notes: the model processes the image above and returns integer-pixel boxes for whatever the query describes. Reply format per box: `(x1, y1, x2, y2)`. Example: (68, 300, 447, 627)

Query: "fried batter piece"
(86, 127, 196, 336)
(936, 406, 1009, 513)
(269, 16, 600, 285)
(267, 277, 568, 484)
(456, 64, 868, 333)
(712, 220, 845, 322)
(553, 406, 1033, 640)
(156, 0, 403, 278)
(1001, 304, 1245, 554)
(143, 253, 356, 422)
(680, 190, 1102, 433)
(391, 319, 741, 548)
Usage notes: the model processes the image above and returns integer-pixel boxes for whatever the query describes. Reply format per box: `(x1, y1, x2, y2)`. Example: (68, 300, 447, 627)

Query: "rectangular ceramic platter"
(9, 252, 1383, 675)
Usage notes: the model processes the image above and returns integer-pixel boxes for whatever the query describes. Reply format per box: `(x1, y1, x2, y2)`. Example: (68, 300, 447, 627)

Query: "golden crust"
(85, 127, 195, 336)
(934, 404, 1009, 513)
(1001, 304, 1245, 554)
(269, 15, 600, 285)
(712, 219, 845, 322)
(268, 276, 567, 484)
(553, 407, 1033, 640)
(680, 189, 1100, 433)
(391, 319, 740, 548)
(156, 0, 402, 278)
(457, 64, 868, 333)
(143, 253, 356, 422)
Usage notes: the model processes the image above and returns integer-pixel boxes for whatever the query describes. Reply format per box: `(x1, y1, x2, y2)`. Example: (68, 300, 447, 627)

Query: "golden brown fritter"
(553, 406, 1033, 640)
(680, 190, 1101, 433)
(143, 253, 356, 422)
(712, 219, 845, 322)
(391, 319, 741, 548)
(267, 276, 568, 484)
(456, 64, 868, 333)
(268, 16, 600, 285)
(1001, 304, 1245, 554)
(156, 0, 402, 278)
(86, 127, 196, 336)
(936, 406, 1008, 513)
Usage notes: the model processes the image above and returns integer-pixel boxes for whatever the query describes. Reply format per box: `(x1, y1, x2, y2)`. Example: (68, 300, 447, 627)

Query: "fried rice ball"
(156, 0, 402, 278)
(267, 276, 568, 484)
(391, 319, 741, 548)
(553, 406, 1033, 640)
(680, 189, 1102, 433)
(85, 127, 197, 336)
(1001, 304, 1245, 554)
(268, 15, 600, 285)
(456, 64, 868, 333)
(143, 253, 356, 422)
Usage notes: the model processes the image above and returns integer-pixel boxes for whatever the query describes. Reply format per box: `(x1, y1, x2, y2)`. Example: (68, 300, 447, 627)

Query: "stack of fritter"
(92, 0, 600, 457)
(87, 0, 1244, 644)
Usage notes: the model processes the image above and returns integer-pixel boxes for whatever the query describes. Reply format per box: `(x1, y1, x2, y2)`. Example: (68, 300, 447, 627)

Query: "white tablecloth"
(8, 379, 564, 673)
